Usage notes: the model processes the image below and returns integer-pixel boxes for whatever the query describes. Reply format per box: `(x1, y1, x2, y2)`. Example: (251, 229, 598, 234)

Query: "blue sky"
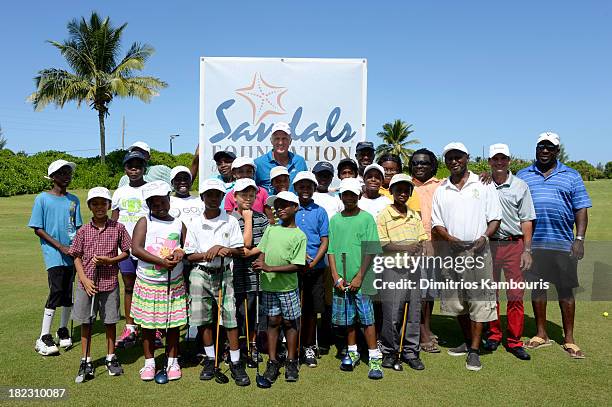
(1, 1, 611, 163)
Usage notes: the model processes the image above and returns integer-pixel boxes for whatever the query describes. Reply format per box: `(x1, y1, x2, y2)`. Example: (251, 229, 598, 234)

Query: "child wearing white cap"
(29, 159, 82, 356)
(69, 187, 132, 382)
(169, 165, 203, 226)
(224, 157, 269, 214)
(358, 164, 392, 219)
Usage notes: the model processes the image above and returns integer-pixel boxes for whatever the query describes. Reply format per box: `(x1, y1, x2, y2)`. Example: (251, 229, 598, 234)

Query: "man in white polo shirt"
(431, 142, 502, 371)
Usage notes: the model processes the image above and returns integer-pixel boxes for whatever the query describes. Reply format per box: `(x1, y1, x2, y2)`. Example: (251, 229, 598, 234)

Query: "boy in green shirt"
(253, 191, 307, 383)
(328, 178, 383, 380)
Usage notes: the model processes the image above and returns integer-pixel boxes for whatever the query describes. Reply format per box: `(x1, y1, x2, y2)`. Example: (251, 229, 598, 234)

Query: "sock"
(167, 357, 178, 367)
(40, 308, 55, 337)
(204, 345, 215, 359)
(144, 358, 155, 368)
(348, 344, 358, 353)
(86, 356, 92, 363)
(106, 354, 115, 361)
(230, 349, 241, 363)
(368, 348, 382, 359)
(60, 306, 71, 329)
(126, 324, 137, 333)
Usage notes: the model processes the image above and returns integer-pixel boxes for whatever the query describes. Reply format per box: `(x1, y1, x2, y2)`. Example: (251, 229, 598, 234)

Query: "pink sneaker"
(139, 365, 155, 381)
(167, 365, 182, 381)
(116, 326, 137, 348)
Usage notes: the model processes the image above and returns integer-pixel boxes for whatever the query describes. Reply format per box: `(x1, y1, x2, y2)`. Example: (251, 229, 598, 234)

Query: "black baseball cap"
(337, 158, 358, 172)
(312, 161, 334, 174)
(213, 150, 237, 162)
(123, 150, 147, 165)
(356, 141, 375, 152)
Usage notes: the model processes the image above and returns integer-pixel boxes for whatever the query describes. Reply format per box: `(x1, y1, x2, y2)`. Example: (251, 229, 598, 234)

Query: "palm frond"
(112, 42, 154, 75)
(28, 69, 91, 110)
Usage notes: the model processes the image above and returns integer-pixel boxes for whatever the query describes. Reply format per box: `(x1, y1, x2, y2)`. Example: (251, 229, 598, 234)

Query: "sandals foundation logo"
(235, 72, 287, 125)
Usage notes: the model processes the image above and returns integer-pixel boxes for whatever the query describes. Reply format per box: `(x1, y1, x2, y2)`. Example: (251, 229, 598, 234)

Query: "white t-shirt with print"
(169, 195, 203, 227)
(111, 185, 149, 237)
(358, 195, 392, 219)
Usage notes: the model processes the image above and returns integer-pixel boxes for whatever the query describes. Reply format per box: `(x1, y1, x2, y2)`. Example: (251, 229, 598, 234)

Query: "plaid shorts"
(189, 265, 237, 328)
(261, 289, 301, 321)
(332, 289, 374, 327)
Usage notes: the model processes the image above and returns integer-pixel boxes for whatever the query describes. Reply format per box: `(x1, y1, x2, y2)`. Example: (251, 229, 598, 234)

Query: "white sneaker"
(56, 327, 72, 348)
(35, 334, 60, 356)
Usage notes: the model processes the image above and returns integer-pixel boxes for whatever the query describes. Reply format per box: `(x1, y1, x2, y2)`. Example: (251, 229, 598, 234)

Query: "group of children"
(30, 142, 433, 386)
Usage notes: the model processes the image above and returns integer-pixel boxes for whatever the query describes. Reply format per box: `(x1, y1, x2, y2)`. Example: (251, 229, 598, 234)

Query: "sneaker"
(105, 357, 124, 376)
(229, 361, 251, 386)
(465, 350, 482, 371)
(199, 357, 215, 381)
(116, 326, 137, 348)
(483, 338, 500, 352)
(75, 360, 92, 383)
(509, 346, 531, 361)
(349, 351, 361, 369)
(263, 360, 281, 383)
(368, 358, 383, 380)
(381, 354, 397, 369)
(303, 346, 318, 368)
(56, 327, 72, 348)
(249, 349, 263, 366)
(403, 357, 425, 371)
(35, 334, 59, 356)
(154, 330, 164, 349)
(139, 365, 155, 381)
(447, 343, 469, 356)
(285, 359, 299, 382)
(167, 364, 182, 381)
(377, 339, 383, 353)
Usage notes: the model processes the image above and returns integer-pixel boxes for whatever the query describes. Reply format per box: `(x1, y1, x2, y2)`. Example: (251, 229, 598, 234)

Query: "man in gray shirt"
(484, 144, 535, 360)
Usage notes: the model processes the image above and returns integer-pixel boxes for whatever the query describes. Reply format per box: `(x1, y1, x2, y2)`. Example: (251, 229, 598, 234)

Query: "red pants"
(488, 240, 525, 348)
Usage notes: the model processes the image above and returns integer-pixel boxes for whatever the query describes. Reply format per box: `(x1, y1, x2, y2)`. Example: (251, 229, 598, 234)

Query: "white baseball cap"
(388, 174, 414, 189)
(292, 171, 318, 186)
(142, 180, 171, 201)
(442, 142, 469, 157)
(199, 178, 227, 195)
(233, 178, 258, 192)
(86, 187, 112, 203)
(489, 143, 511, 158)
(266, 191, 300, 207)
(45, 159, 76, 179)
(338, 178, 362, 195)
(270, 166, 289, 180)
(363, 163, 385, 178)
(231, 157, 257, 170)
(170, 165, 192, 181)
(536, 132, 560, 146)
(271, 122, 291, 136)
(129, 141, 151, 154)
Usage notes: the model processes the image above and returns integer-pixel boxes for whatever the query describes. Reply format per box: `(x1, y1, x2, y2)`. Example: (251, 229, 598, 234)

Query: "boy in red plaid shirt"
(69, 187, 132, 383)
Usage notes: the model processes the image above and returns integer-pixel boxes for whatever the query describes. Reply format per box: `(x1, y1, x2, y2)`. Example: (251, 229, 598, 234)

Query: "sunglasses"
(536, 144, 558, 151)
(411, 160, 432, 166)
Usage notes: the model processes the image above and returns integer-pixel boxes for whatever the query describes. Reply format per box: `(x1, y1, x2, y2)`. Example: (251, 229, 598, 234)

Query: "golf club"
(393, 302, 409, 372)
(297, 287, 303, 363)
(340, 253, 353, 371)
(155, 268, 172, 384)
(213, 259, 229, 384)
(75, 272, 96, 384)
(245, 298, 257, 368)
(254, 269, 271, 388)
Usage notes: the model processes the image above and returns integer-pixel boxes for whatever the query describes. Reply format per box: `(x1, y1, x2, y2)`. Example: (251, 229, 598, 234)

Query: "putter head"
(214, 368, 229, 384)
(340, 354, 354, 371)
(393, 360, 403, 371)
(246, 359, 258, 369)
(154, 368, 169, 384)
(255, 373, 272, 388)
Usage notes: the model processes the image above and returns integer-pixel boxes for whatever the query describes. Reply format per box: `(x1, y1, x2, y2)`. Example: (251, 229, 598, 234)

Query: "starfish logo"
(235, 72, 288, 125)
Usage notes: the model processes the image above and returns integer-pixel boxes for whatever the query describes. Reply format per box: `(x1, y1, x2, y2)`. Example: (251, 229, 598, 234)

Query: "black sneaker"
(285, 359, 299, 382)
(263, 360, 281, 383)
(403, 357, 425, 371)
(483, 338, 500, 352)
(229, 361, 251, 386)
(303, 346, 318, 368)
(465, 349, 482, 371)
(105, 357, 124, 376)
(381, 354, 396, 369)
(509, 346, 531, 361)
(447, 343, 469, 356)
(199, 357, 215, 380)
(56, 327, 72, 348)
(75, 360, 87, 383)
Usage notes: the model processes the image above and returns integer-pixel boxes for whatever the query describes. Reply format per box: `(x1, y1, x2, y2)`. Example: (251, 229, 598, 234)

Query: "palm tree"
(0, 124, 6, 150)
(375, 119, 420, 167)
(28, 12, 167, 163)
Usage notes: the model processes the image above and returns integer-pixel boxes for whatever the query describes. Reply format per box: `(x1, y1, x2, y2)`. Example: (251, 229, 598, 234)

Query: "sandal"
(525, 336, 554, 349)
(420, 341, 440, 353)
(562, 343, 585, 359)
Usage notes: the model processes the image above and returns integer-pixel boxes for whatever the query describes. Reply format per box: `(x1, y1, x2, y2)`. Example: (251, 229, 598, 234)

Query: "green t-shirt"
(257, 225, 307, 292)
(328, 210, 382, 295)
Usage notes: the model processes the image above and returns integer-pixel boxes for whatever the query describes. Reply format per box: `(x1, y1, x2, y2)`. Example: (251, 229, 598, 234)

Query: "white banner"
(199, 57, 367, 187)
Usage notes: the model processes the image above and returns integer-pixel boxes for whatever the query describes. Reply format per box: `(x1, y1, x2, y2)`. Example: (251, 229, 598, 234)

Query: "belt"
(198, 265, 226, 274)
(490, 235, 523, 242)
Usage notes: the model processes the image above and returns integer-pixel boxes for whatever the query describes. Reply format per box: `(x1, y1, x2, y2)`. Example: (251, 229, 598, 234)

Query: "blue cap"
(356, 141, 375, 152)
(213, 150, 237, 162)
(312, 161, 334, 174)
(123, 150, 147, 165)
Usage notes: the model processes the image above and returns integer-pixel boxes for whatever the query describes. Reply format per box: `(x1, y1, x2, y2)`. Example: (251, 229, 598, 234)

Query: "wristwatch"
(575, 235, 585, 241)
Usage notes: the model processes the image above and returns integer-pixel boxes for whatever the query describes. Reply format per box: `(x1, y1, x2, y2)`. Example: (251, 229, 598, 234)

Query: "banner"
(199, 57, 367, 187)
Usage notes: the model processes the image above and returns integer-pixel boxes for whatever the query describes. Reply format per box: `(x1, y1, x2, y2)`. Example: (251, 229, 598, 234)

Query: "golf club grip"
(214, 257, 225, 369)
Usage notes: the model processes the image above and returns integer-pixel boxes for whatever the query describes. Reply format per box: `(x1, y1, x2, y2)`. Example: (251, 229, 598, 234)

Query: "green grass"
(1, 182, 611, 406)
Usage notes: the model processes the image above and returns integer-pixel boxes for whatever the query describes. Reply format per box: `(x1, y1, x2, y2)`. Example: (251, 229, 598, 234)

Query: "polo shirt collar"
(385, 204, 417, 220)
(266, 150, 295, 165)
(298, 200, 316, 210)
(528, 161, 568, 177)
(494, 171, 514, 188)
(443, 171, 478, 191)
(413, 177, 440, 187)
(89, 218, 111, 230)
(200, 210, 230, 229)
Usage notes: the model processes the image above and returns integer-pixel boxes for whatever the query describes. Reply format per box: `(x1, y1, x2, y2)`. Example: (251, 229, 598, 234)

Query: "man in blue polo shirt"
(254, 122, 308, 194)
(517, 132, 591, 359)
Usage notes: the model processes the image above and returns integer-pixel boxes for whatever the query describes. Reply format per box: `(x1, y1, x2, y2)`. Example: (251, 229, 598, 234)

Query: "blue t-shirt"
(254, 151, 308, 194)
(28, 192, 83, 269)
(295, 200, 329, 269)
(517, 162, 592, 252)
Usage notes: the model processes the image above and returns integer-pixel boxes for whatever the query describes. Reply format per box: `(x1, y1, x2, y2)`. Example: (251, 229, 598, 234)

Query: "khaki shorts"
(439, 246, 497, 323)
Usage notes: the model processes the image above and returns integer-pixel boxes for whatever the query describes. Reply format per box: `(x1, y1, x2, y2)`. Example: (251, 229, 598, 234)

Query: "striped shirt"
(231, 211, 269, 293)
(517, 162, 592, 251)
(376, 205, 428, 247)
